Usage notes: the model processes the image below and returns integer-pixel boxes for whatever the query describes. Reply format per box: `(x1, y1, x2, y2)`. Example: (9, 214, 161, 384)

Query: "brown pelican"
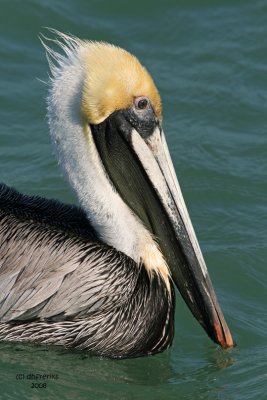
(0, 31, 233, 358)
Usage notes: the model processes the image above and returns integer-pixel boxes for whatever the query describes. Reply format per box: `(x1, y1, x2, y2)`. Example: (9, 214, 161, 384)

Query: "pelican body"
(0, 31, 233, 358)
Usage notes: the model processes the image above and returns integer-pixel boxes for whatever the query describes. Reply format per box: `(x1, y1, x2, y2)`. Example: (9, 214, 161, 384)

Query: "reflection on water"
(1, 341, 238, 400)
(0, 0, 266, 399)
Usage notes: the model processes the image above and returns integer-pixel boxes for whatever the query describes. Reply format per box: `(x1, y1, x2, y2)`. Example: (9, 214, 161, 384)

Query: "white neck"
(47, 46, 149, 262)
(46, 41, 170, 288)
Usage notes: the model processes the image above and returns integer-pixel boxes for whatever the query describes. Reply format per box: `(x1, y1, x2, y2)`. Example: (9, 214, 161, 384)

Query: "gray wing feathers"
(0, 217, 80, 321)
(0, 194, 137, 324)
(38, 251, 130, 319)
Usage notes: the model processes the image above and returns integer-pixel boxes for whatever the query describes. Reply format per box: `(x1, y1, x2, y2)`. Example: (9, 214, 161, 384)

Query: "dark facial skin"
(121, 96, 159, 139)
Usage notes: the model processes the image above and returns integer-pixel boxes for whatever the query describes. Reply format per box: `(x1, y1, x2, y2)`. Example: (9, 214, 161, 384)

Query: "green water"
(0, 0, 266, 399)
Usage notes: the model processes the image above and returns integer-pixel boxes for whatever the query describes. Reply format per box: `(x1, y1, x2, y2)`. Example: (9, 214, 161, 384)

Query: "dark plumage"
(0, 184, 175, 358)
(0, 33, 233, 356)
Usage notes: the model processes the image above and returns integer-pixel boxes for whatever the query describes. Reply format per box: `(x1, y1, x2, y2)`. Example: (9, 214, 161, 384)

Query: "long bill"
(92, 115, 233, 348)
(132, 127, 233, 348)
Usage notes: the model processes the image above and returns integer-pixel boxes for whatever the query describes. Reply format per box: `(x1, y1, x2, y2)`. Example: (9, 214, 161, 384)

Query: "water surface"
(0, 1, 266, 399)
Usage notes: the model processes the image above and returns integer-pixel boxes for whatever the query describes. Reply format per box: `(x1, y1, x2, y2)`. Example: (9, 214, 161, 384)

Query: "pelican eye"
(134, 97, 149, 110)
(127, 96, 157, 137)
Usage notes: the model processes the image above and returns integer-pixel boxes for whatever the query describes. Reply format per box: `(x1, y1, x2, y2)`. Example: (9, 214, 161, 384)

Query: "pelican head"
(43, 30, 233, 349)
